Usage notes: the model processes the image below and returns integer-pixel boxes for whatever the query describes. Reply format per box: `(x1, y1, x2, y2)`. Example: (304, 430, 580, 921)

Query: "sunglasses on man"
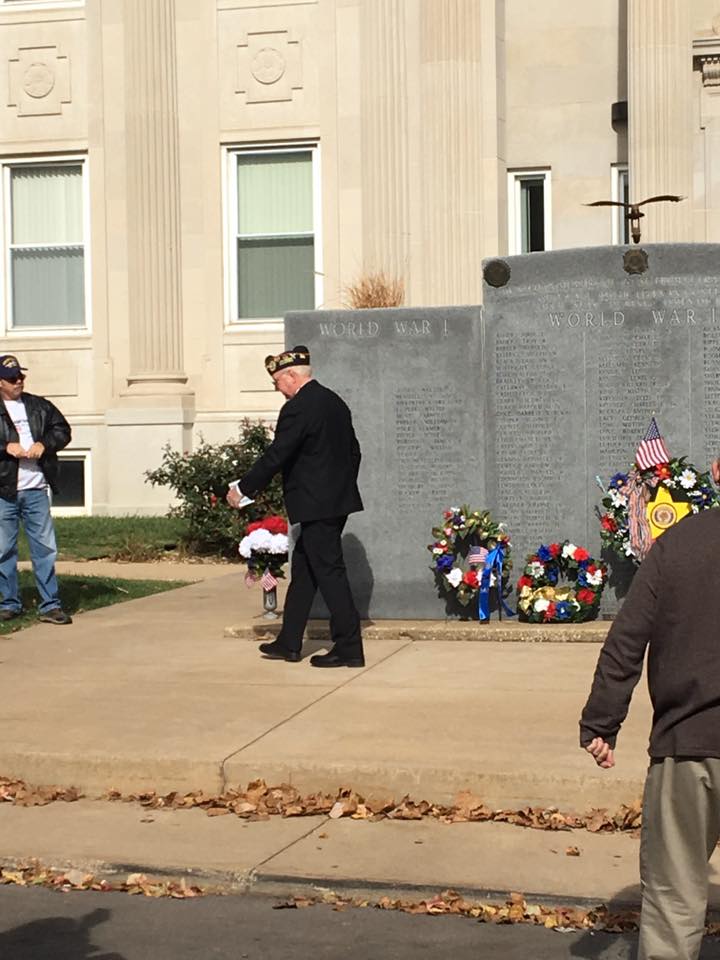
(4, 375, 25, 384)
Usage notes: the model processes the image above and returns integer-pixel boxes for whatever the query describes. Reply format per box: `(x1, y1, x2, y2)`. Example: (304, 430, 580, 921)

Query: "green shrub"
(145, 419, 286, 556)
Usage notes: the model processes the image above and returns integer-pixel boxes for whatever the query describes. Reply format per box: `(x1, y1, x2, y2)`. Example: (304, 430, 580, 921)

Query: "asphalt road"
(0, 885, 654, 960)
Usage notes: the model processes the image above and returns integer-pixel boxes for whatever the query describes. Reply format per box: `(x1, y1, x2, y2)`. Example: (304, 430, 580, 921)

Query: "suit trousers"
(277, 516, 363, 656)
(638, 757, 720, 960)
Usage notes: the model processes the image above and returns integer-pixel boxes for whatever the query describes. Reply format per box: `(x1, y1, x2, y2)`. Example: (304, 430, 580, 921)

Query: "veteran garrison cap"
(264, 345, 311, 376)
(0, 355, 27, 380)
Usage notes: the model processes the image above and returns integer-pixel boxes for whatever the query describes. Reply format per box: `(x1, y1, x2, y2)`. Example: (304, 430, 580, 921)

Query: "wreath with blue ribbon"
(428, 506, 514, 620)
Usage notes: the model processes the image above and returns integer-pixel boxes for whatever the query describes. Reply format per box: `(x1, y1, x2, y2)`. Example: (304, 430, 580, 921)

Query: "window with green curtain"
(236, 151, 315, 319)
(10, 164, 85, 328)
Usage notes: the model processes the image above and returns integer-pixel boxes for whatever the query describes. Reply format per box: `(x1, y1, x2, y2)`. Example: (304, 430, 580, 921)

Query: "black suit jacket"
(239, 380, 363, 524)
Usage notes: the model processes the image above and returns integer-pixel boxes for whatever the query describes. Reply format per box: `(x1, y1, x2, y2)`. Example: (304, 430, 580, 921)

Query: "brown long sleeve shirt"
(580, 507, 720, 757)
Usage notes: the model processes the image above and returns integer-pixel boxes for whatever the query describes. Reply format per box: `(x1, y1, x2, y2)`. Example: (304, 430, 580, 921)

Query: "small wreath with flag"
(517, 541, 605, 623)
(239, 515, 289, 589)
(428, 506, 512, 615)
(598, 418, 718, 564)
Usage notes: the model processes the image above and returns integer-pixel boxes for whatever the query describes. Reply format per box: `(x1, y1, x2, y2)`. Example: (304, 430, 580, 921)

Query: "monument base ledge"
(224, 619, 611, 644)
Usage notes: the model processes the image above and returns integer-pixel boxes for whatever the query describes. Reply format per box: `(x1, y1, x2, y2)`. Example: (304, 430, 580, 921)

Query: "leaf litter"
(102, 781, 643, 836)
(0, 863, 645, 931)
(0, 776, 643, 835)
(0, 861, 204, 899)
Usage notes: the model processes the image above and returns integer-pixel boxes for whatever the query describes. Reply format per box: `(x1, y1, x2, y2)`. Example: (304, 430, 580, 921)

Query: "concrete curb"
(0, 758, 644, 810)
(225, 620, 611, 644)
(0, 855, 641, 909)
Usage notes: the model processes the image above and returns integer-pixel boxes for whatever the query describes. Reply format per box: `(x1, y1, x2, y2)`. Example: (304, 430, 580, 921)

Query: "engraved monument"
(285, 307, 483, 618)
(287, 243, 720, 619)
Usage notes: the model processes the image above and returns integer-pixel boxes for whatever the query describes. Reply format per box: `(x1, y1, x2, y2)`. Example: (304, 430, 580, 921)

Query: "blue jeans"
(0, 489, 60, 614)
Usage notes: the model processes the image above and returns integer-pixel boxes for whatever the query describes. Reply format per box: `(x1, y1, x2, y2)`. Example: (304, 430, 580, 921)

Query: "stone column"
(697, 51, 720, 241)
(419, 0, 498, 304)
(359, 0, 502, 305)
(360, 0, 410, 283)
(628, 0, 693, 241)
(124, 0, 188, 391)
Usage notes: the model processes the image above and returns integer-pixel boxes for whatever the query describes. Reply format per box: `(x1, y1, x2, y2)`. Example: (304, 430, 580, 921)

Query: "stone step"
(225, 619, 610, 644)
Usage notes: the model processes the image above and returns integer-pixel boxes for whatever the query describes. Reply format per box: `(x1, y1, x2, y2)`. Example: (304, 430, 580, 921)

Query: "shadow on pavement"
(0, 907, 125, 960)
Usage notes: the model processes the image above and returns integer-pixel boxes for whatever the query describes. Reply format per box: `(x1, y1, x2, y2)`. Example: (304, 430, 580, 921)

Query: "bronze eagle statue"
(585, 194, 685, 243)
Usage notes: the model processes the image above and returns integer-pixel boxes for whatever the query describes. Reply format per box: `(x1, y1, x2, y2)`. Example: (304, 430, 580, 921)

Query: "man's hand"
(226, 486, 242, 509)
(712, 458, 720, 486)
(585, 737, 615, 769)
(6, 442, 27, 459)
(25, 442, 45, 460)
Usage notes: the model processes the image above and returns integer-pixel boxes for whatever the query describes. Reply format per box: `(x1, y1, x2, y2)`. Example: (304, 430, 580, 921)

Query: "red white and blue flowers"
(239, 515, 289, 580)
(428, 506, 511, 607)
(599, 458, 719, 563)
(517, 541, 605, 623)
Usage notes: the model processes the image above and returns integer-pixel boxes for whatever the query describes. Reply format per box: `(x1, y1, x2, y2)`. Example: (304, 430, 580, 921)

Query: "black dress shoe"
(309, 651, 365, 668)
(259, 640, 301, 662)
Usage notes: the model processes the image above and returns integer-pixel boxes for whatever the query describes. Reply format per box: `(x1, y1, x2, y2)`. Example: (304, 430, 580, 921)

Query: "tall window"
(4, 160, 87, 330)
(227, 147, 319, 322)
(612, 164, 630, 244)
(508, 169, 551, 255)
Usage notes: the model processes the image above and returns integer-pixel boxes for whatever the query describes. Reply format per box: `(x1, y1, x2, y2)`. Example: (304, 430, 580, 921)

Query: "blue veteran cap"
(0, 355, 27, 380)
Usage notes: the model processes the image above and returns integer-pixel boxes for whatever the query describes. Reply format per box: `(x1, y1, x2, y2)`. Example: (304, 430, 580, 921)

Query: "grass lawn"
(17, 516, 190, 563)
(0, 571, 189, 634)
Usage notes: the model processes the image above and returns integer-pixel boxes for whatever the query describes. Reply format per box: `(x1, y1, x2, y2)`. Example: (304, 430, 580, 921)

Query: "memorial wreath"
(516, 541, 605, 623)
(599, 456, 718, 564)
(428, 506, 512, 614)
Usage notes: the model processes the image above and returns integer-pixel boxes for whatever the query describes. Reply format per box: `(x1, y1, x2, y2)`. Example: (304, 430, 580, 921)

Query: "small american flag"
(635, 417, 670, 470)
(260, 568, 278, 591)
(467, 545, 488, 566)
(244, 572, 256, 589)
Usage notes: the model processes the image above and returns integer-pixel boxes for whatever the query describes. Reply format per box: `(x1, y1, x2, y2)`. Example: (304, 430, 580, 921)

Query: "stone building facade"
(0, 0, 718, 513)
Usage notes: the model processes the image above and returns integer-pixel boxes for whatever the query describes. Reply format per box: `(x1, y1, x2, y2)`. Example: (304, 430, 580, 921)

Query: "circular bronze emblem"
(623, 248, 649, 275)
(483, 259, 511, 288)
(649, 501, 678, 530)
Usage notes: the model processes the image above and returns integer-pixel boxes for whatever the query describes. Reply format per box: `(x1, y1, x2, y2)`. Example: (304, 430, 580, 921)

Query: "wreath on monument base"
(599, 458, 718, 564)
(428, 506, 511, 609)
(516, 541, 605, 624)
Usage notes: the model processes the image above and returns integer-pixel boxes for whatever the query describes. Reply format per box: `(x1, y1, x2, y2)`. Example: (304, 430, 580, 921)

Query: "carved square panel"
(236, 30, 303, 104)
(8, 45, 71, 117)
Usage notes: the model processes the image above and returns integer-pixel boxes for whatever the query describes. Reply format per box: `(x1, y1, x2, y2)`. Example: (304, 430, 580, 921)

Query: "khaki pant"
(639, 757, 720, 960)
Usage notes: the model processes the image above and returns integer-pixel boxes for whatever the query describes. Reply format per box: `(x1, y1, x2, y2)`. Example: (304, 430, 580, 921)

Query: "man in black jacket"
(0, 355, 72, 624)
(227, 346, 364, 667)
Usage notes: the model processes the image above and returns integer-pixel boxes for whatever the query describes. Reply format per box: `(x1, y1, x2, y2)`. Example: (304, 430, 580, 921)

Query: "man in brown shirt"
(580, 495, 720, 960)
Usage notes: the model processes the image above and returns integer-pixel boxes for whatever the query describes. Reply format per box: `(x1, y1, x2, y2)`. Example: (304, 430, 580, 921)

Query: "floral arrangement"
(599, 458, 718, 564)
(516, 541, 605, 623)
(238, 515, 289, 579)
(428, 506, 511, 609)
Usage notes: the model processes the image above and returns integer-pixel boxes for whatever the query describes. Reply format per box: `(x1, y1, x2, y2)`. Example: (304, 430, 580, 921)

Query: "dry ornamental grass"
(344, 271, 405, 308)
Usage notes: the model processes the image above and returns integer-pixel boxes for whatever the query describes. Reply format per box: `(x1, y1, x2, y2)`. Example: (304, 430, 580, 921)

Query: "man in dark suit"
(227, 345, 365, 668)
(580, 500, 720, 960)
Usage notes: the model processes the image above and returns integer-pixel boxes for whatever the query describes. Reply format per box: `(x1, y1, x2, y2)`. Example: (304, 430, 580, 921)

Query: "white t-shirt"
(4, 399, 46, 491)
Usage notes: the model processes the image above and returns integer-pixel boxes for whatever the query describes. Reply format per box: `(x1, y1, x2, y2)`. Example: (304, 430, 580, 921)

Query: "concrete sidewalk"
(18, 558, 237, 581)
(0, 569, 648, 810)
(0, 798, 645, 905)
(0, 571, 659, 901)
(5, 795, 720, 911)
